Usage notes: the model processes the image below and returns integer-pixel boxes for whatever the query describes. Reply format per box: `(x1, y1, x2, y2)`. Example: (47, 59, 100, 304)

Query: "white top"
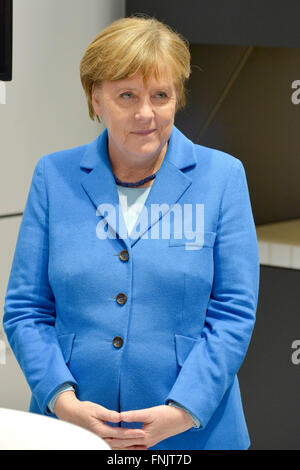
(116, 185, 152, 236)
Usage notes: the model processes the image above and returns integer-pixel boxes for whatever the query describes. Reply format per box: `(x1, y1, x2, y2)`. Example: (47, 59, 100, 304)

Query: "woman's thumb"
(96, 405, 121, 422)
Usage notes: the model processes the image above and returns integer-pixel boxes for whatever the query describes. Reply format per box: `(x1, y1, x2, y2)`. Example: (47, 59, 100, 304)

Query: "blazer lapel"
(80, 126, 197, 248)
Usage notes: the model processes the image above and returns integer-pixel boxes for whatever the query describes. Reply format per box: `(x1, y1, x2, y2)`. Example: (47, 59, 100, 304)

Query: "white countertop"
(0, 407, 111, 450)
(256, 218, 300, 270)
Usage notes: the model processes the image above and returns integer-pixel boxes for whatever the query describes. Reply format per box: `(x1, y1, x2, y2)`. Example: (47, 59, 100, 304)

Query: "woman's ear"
(91, 83, 102, 117)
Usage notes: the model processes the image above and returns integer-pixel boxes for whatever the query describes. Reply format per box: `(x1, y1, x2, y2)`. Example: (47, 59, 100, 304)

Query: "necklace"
(114, 171, 158, 187)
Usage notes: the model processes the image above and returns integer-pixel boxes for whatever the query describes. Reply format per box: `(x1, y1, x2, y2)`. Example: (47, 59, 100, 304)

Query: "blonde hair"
(80, 15, 191, 122)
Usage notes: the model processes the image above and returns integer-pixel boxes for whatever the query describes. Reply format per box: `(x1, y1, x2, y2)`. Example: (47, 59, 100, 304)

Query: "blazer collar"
(80, 125, 197, 249)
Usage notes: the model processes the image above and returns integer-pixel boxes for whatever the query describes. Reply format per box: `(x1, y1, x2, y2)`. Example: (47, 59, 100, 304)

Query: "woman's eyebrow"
(116, 85, 172, 92)
(116, 87, 139, 92)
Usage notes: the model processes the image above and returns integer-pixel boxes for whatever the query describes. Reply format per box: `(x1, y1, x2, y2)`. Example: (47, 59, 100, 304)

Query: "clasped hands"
(54, 391, 194, 450)
(105, 404, 194, 450)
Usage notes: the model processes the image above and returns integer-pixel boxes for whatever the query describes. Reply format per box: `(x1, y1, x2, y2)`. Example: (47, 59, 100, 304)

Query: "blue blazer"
(3, 125, 259, 450)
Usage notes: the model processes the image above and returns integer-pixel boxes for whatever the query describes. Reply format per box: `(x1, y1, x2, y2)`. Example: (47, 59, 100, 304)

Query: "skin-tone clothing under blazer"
(3, 125, 260, 450)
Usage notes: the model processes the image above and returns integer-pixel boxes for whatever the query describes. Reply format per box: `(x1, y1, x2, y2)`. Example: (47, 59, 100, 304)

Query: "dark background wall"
(126, 0, 300, 449)
(175, 43, 300, 226)
(126, 0, 300, 48)
(238, 266, 300, 450)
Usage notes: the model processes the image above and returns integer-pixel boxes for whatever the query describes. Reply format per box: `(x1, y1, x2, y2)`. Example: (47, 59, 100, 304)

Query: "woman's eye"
(120, 92, 133, 99)
(119, 92, 169, 101)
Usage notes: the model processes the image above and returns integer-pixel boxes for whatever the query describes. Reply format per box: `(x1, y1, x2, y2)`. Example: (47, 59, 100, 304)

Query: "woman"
(3, 16, 259, 450)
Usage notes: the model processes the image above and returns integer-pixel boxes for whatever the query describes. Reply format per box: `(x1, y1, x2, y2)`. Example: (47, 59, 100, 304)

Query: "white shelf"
(256, 218, 300, 270)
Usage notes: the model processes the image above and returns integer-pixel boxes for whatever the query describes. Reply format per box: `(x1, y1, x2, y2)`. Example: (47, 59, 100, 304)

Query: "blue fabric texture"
(3, 125, 259, 449)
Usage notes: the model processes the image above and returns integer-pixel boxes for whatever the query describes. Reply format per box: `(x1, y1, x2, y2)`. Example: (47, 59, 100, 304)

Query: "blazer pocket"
(175, 334, 203, 367)
(57, 333, 75, 365)
(169, 231, 216, 249)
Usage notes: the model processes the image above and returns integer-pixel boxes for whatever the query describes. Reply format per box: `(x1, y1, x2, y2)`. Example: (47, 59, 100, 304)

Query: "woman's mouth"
(131, 129, 157, 136)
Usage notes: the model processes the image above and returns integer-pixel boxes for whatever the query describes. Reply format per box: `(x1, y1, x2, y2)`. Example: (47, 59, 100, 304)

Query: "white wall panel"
(0, 0, 125, 215)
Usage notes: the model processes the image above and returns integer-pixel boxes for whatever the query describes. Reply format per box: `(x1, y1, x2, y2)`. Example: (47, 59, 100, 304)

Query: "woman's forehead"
(109, 70, 174, 89)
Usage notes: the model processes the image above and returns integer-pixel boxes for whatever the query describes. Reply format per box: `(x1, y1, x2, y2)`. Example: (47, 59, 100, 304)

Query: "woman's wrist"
(168, 401, 200, 428)
(167, 404, 195, 430)
(53, 390, 79, 420)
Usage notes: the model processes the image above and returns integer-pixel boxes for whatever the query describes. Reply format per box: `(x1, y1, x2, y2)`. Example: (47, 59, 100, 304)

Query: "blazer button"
(113, 336, 123, 348)
(119, 250, 129, 262)
(116, 293, 127, 305)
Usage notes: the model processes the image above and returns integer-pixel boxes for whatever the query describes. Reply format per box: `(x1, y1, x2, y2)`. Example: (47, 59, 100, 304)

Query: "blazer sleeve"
(2, 157, 78, 415)
(164, 158, 260, 429)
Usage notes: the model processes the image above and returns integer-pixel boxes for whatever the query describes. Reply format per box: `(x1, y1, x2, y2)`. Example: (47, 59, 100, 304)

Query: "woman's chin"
(129, 141, 163, 157)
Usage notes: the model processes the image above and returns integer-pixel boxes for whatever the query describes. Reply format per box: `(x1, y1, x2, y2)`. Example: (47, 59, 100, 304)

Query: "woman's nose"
(134, 98, 154, 120)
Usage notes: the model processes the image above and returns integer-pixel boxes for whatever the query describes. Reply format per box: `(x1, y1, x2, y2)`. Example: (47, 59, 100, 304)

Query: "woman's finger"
(105, 437, 146, 448)
(100, 424, 146, 440)
(111, 445, 148, 450)
(123, 446, 148, 450)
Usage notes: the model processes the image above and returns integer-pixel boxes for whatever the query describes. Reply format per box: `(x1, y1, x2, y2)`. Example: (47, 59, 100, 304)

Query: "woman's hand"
(53, 391, 147, 450)
(107, 405, 195, 449)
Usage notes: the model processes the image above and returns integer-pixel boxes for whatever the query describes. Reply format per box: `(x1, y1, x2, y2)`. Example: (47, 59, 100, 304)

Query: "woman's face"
(92, 69, 177, 166)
